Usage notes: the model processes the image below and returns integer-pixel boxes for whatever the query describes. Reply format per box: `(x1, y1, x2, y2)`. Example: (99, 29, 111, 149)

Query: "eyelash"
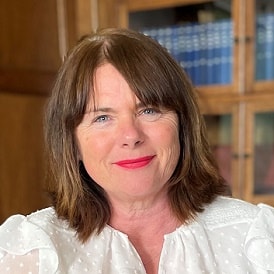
(141, 108, 158, 114)
(93, 115, 110, 123)
(139, 107, 161, 116)
(138, 107, 163, 122)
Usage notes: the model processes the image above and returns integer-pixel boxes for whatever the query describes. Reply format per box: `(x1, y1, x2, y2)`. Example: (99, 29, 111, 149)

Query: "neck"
(108, 191, 180, 274)
(108, 190, 179, 236)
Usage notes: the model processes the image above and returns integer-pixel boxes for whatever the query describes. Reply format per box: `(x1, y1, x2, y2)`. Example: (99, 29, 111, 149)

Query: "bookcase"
(112, 0, 274, 205)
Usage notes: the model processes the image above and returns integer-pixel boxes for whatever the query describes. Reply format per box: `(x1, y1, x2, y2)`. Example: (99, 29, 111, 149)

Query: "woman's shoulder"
(0, 207, 80, 273)
(0, 207, 70, 235)
(194, 196, 274, 271)
(0, 207, 71, 249)
(0, 208, 59, 272)
(0, 207, 77, 248)
(198, 195, 272, 227)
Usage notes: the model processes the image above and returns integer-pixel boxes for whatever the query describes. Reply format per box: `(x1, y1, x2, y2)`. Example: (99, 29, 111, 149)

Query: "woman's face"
(76, 63, 180, 204)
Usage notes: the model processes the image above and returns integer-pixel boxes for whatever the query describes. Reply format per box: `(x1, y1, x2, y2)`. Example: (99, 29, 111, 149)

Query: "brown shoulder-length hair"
(45, 28, 229, 242)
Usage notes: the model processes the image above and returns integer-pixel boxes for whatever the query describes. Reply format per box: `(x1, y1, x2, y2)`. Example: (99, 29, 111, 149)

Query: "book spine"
(256, 15, 265, 80)
(264, 14, 274, 80)
(206, 22, 215, 85)
(220, 19, 233, 84)
(192, 23, 201, 85)
(199, 23, 208, 85)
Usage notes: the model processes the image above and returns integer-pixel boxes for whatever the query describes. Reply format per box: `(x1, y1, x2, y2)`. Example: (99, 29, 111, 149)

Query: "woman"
(0, 28, 273, 273)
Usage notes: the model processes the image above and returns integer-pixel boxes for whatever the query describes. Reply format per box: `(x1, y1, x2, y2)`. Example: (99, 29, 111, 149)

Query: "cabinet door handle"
(234, 36, 253, 44)
(232, 153, 251, 159)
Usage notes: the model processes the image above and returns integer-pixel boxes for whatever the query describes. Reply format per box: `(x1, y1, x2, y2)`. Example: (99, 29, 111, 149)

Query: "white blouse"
(0, 196, 274, 274)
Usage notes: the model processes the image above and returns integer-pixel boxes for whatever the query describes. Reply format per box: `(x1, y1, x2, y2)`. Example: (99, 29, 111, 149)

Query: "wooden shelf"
(127, 0, 213, 11)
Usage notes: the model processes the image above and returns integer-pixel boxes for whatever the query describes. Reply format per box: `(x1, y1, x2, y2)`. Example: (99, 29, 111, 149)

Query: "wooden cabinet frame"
(245, 99, 274, 205)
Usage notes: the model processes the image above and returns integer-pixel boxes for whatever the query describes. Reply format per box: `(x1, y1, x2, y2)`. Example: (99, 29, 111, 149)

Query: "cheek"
(166, 132, 180, 164)
(76, 129, 96, 160)
(151, 126, 180, 182)
(160, 120, 180, 146)
(77, 132, 114, 168)
(164, 131, 180, 177)
(152, 123, 180, 159)
(165, 123, 180, 158)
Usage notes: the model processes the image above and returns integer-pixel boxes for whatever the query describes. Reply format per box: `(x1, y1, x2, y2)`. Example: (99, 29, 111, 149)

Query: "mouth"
(113, 156, 155, 169)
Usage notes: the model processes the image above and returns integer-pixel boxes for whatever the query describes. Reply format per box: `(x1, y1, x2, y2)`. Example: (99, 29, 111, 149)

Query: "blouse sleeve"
(245, 203, 274, 271)
(0, 250, 39, 273)
(0, 213, 58, 274)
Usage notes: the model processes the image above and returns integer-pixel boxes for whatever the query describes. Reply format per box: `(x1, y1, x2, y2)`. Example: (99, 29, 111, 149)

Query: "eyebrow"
(85, 107, 114, 115)
(86, 102, 148, 114)
(92, 107, 113, 113)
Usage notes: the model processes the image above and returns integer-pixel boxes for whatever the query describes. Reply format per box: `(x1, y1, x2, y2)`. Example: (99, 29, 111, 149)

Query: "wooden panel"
(0, 0, 61, 71)
(232, 0, 243, 93)
(244, 0, 255, 93)
(0, 92, 50, 223)
(98, 0, 125, 28)
(0, 70, 56, 95)
(254, 81, 274, 93)
(75, 0, 93, 36)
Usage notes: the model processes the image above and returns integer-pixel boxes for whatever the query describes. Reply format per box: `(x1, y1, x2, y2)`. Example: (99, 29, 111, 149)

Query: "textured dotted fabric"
(0, 196, 274, 273)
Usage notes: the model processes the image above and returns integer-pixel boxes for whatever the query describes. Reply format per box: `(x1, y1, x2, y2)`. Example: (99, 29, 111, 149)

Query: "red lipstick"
(114, 156, 155, 169)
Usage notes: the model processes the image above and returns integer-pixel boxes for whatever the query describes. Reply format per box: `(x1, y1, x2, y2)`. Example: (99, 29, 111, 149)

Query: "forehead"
(94, 63, 120, 80)
(93, 63, 130, 92)
(89, 63, 139, 106)
(90, 62, 166, 110)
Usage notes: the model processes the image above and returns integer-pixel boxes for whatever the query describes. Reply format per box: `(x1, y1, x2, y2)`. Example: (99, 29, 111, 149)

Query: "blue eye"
(94, 115, 109, 123)
(143, 108, 157, 115)
(142, 107, 161, 115)
(139, 107, 162, 121)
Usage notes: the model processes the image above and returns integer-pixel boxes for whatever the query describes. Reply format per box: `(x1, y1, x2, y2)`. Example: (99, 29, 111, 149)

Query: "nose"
(118, 118, 144, 148)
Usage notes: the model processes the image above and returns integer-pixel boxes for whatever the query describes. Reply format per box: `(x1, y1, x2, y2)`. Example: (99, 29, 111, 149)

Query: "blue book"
(176, 25, 186, 72)
(156, 26, 173, 55)
(171, 25, 180, 62)
(206, 22, 215, 85)
(213, 21, 223, 84)
(178, 24, 194, 82)
(155, 27, 165, 49)
(192, 23, 201, 85)
(256, 15, 266, 80)
(198, 23, 208, 85)
(220, 19, 233, 84)
(264, 14, 274, 80)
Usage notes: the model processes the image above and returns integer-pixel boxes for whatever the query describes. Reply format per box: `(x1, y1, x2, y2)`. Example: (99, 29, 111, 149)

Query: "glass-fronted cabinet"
(254, 112, 274, 194)
(204, 114, 233, 187)
(126, 0, 233, 88)
(199, 100, 237, 196)
(245, 101, 274, 205)
(202, 99, 274, 205)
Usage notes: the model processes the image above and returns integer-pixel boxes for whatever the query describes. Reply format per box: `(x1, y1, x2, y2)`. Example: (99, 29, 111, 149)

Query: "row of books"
(256, 14, 274, 81)
(141, 19, 233, 86)
(141, 13, 274, 86)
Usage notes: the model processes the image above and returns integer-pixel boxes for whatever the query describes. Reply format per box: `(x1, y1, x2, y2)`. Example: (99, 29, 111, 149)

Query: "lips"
(114, 156, 155, 169)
